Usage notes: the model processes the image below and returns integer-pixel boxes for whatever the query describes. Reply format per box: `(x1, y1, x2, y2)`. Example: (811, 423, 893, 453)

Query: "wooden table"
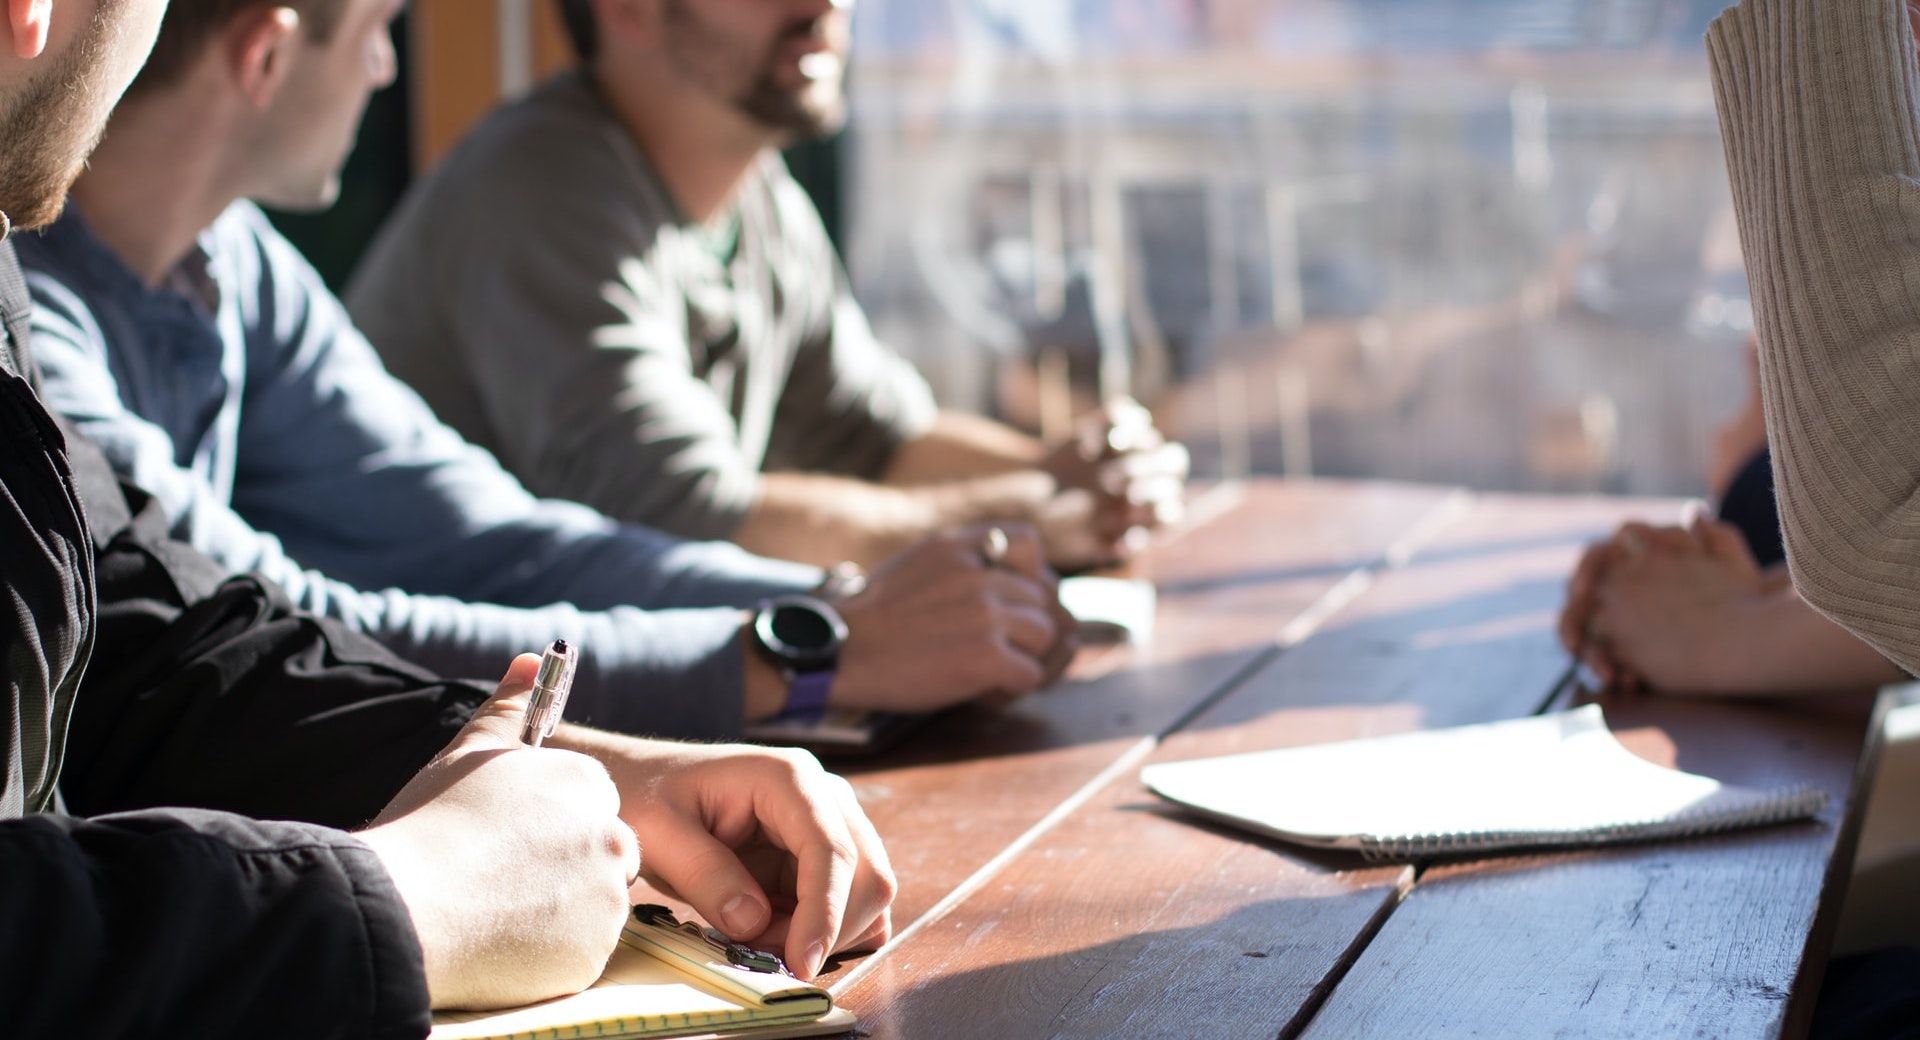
(813, 479, 1884, 1039)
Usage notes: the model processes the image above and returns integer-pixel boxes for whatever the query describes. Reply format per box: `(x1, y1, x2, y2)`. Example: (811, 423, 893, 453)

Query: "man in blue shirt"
(25, 0, 1075, 739)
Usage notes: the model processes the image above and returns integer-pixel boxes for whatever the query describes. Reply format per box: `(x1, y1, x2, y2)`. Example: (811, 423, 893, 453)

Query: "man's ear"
(224, 5, 300, 108)
(8, 0, 52, 60)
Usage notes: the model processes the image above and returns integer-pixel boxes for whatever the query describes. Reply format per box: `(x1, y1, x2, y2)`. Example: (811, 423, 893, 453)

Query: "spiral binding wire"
(1354, 784, 1829, 862)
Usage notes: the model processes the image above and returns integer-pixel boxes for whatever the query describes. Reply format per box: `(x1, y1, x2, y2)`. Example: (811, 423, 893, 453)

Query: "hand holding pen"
(359, 651, 636, 1008)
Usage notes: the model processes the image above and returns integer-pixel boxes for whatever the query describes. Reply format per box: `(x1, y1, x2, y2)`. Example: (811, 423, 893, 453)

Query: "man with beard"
(347, 0, 1191, 574)
(0, 3, 894, 1033)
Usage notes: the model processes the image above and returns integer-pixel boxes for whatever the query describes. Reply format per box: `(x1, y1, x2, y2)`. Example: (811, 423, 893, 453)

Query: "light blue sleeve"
(23, 208, 818, 739)
(222, 203, 820, 612)
(27, 269, 307, 580)
(28, 271, 762, 738)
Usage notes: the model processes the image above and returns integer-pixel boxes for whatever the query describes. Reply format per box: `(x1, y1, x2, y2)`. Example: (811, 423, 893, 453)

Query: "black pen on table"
(520, 639, 577, 747)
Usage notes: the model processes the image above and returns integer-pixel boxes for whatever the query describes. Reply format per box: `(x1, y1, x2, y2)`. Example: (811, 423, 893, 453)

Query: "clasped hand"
(1040, 399, 1190, 569)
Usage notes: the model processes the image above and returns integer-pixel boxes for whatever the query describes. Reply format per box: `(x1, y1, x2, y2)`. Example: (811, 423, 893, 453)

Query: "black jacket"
(0, 237, 489, 1038)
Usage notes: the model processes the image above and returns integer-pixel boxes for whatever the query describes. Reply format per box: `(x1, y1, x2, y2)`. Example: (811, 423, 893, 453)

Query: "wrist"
(932, 471, 1056, 525)
(743, 597, 847, 720)
(742, 622, 788, 721)
(356, 826, 454, 1005)
(816, 487, 939, 567)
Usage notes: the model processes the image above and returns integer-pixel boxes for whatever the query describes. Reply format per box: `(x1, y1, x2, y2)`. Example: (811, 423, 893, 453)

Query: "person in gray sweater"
(347, 0, 1190, 575)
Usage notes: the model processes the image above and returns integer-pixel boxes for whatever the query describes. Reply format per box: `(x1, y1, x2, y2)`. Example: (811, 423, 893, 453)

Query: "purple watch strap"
(783, 667, 835, 718)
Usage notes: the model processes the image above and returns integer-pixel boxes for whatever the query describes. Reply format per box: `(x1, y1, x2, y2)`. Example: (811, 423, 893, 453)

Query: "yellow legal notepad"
(430, 906, 855, 1040)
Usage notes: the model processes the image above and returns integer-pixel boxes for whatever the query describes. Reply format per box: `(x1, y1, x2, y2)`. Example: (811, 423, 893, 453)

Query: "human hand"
(1560, 519, 1700, 685)
(553, 735, 897, 981)
(1577, 517, 1769, 693)
(1040, 399, 1189, 569)
(359, 655, 638, 1010)
(833, 523, 1077, 712)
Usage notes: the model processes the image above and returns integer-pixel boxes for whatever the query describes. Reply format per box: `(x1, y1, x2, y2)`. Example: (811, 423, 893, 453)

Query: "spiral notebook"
(1142, 705, 1827, 861)
(429, 906, 854, 1040)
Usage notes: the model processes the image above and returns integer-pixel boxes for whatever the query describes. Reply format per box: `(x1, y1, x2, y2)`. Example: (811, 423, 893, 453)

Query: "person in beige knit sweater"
(1553, 2, 1920, 1025)
(1707, 0, 1920, 678)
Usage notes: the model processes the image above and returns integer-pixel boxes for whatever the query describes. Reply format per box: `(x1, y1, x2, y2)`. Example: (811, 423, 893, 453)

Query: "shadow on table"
(840, 896, 1383, 1040)
(835, 645, 1275, 775)
(841, 570, 1574, 776)
(1164, 575, 1574, 736)
(1113, 800, 1383, 875)
(1155, 526, 1608, 599)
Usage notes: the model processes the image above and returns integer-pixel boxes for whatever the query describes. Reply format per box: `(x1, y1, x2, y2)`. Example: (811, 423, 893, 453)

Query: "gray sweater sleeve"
(1707, 0, 1920, 675)
(351, 90, 930, 542)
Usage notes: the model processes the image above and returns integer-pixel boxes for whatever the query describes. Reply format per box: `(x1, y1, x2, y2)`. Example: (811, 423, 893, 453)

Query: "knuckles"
(868, 860, 901, 908)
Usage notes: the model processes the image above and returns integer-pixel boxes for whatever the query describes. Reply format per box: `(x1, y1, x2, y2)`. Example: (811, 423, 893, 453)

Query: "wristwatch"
(751, 595, 848, 718)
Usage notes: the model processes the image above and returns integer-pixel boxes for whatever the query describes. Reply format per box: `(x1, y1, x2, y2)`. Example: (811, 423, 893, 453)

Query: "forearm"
(733, 470, 1052, 569)
(1706, 587, 1907, 696)
(0, 811, 428, 1039)
(883, 411, 1047, 485)
(1709, 0, 1920, 674)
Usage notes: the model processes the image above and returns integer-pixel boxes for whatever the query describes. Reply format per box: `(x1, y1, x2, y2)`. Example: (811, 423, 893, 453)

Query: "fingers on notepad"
(785, 804, 861, 978)
(777, 775, 895, 979)
(639, 817, 774, 941)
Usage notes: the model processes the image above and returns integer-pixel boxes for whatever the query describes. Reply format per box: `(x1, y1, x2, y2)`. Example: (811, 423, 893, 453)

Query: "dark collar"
(0, 240, 36, 383)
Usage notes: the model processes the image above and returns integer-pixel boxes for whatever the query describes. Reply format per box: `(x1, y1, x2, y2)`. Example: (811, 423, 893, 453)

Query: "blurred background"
(288, 0, 1750, 497)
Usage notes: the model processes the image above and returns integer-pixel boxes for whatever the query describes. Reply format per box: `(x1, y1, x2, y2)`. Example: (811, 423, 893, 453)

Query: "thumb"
(635, 811, 775, 944)
(452, 653, 543, 751)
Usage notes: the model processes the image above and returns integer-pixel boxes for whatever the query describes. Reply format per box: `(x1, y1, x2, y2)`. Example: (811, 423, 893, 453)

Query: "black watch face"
(759, 597, 845, 669)
(771, 603, 835, 651)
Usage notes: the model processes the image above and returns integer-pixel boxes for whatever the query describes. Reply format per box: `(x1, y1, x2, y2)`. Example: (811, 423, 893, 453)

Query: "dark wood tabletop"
(814, 480, 1883, 1040)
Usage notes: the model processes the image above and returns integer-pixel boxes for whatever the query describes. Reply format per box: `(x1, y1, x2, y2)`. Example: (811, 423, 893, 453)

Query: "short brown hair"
(131, 0, 349, 95)
(557, 0, 597, 63)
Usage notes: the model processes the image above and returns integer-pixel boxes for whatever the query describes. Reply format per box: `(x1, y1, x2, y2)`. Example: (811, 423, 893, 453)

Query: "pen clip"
(631, 904, 791, 976)
(522, 640, 577, 746)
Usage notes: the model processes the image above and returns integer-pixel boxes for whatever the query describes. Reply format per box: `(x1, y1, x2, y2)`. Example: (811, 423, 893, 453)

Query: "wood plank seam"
(1277, 865, 1420, 1040)
(1534, 614, 1890, 1034)
(1283, 496, 1881, 1040)
(830, 486, 1478, 999)
(1276, 494, 1595, 1040)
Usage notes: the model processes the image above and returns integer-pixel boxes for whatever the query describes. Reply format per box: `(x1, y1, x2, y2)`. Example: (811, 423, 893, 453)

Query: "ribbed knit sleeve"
(1708, 0, 1920, 675)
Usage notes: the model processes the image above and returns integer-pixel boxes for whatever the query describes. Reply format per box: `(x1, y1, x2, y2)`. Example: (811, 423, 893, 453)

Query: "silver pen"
(520, 639, 577, 747)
